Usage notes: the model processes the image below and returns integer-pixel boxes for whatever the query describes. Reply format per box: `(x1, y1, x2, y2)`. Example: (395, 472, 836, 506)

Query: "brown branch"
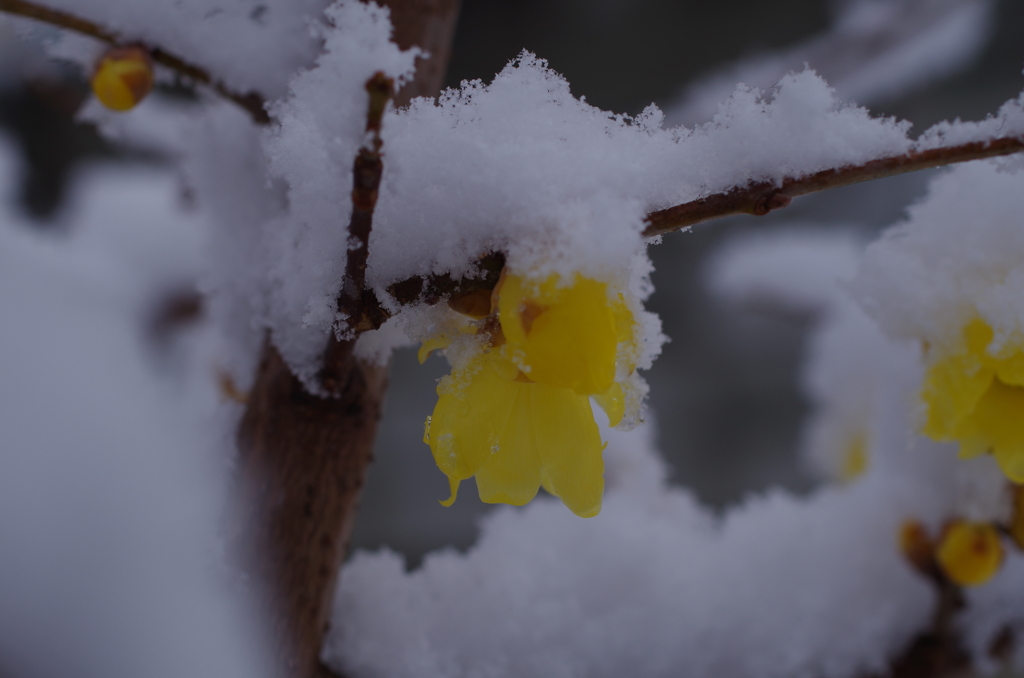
(235, 3, 463, 678)
(0, 0, 270, 124)
(644, 136, 1024, 237)
(337, 73, 394, 336)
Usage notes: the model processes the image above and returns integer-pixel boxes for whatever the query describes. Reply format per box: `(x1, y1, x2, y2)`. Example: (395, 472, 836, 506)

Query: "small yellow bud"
(91, 46, 154, 112)
(936, 520, 1003, 587)
(898, 519, 934, 575)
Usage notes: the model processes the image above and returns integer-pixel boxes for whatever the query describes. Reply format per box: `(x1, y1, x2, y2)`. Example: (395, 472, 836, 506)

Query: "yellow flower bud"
(91, 46, 154, 112)
(936, 520, 1003, 587)
(898, 519, 934, 575)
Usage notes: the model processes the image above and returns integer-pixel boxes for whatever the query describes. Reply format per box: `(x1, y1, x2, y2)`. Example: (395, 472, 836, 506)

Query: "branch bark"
(643, 136, 1024, 237)
(0, 0, 270, 123)
(234, 2, 462, 678)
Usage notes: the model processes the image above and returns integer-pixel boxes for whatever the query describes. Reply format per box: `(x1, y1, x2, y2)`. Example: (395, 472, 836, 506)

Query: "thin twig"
(0, 0, 270, 124)
(644, 136, 1024, 237)
(338, 72, 394, 330)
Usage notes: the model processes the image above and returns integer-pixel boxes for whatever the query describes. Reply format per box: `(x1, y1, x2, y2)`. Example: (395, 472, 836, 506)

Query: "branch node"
(753, 192, 791, 216)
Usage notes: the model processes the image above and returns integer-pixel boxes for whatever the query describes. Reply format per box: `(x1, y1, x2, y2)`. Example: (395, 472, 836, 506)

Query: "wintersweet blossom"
(921, 318, 1024, 482)
(422, 272, 637, 517)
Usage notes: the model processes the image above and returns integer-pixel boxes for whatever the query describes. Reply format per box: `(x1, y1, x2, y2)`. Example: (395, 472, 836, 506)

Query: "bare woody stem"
(644, 136, 1024, 237)
(236, 4, 462, 678)
(0, 0, 270, 124)
(337, 73, 394, 335)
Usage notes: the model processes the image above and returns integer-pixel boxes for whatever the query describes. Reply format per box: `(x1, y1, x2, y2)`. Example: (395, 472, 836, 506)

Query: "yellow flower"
(936, 520, 1003, 587)
(422, 272, 637, 517)
(922, 319, 1024, 482)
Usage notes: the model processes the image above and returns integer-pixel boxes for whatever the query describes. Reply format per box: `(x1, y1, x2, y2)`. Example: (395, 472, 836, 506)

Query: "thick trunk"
(383, 0, 462, 106)
(236, 341, 387, 678)
(233, 2, 461, 676)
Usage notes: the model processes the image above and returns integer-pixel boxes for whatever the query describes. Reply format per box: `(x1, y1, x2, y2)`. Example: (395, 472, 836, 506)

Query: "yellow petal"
(499, 273, 619, 395)
(530, 383, 605, 518)
(474, 384, 543, 506)
(418, 335, 450, 364)
(936, 520, 1003, 587)
(968, 378, 1024, 482)
(439, 477, 460, 507)
(426, 354, 520, 481)
(994, 350, 1024, 387)
(497, 273, 530, 346)
(964, 318, 995, 356)
(921, 353, 993, 441)
(593, 382, 625, 428)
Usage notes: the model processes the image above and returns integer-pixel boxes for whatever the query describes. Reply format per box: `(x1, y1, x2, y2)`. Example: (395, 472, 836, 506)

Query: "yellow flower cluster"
(922, 318, 1024, 482)
(423, 272, 637, 518)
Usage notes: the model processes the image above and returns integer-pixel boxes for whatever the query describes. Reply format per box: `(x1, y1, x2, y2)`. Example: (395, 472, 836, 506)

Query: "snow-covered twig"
(644, 136, 1024, 237)
(346, 137, 1024, 334)
(337, 72, 393, 337)
(0, 0, 270, 123)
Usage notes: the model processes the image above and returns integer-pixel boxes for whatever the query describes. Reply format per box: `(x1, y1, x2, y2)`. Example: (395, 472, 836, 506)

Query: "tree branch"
(351, 137, 1024, 330)
(336, 73, 394, 339)
(235, 3, 463, 677)
(0, 0, 270, 124)
(644, 136, 1024, 237)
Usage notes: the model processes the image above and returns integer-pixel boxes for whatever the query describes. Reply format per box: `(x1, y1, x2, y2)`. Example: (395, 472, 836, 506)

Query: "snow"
(855, 160, 1024, 351)
(267, 48, 919, 381)
(666, 0, 995, 126)
(0, 138, 269, 678)
(325, 423, 937, 678)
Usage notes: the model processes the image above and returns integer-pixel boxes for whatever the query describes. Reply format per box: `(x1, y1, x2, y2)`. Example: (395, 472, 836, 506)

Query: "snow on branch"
(350, 136, 1024, 335)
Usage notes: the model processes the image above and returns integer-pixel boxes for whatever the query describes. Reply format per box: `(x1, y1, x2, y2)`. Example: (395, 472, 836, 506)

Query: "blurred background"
(1, 0, 1022, 567)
